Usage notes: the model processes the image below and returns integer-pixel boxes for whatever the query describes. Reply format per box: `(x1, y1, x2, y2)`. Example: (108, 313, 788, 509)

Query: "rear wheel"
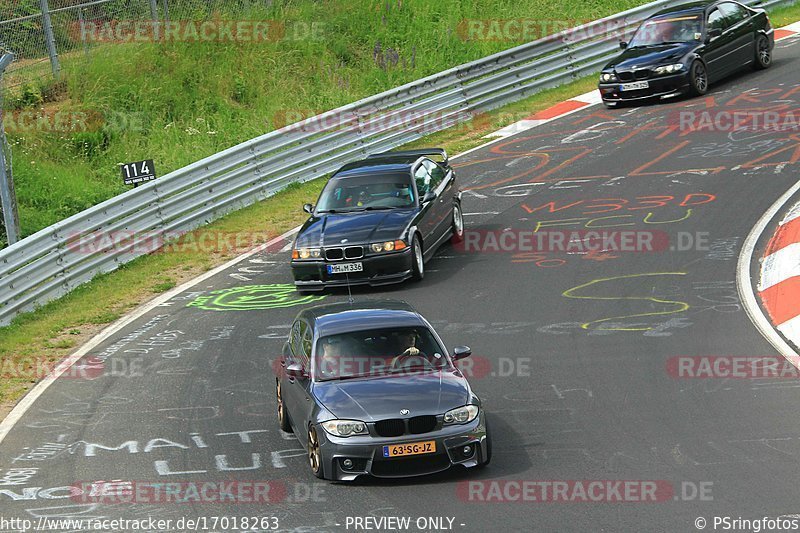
(307, 426, 324, 479)
(451, 203, 464, 243)
(276, 379, 291, 432)
(753, 34, 772, 69)
(688, 60, 708, 96)
(411, 234, 424, 281)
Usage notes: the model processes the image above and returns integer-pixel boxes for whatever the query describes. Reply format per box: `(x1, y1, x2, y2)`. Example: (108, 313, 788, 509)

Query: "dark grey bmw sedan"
(274, 300, 491, 481)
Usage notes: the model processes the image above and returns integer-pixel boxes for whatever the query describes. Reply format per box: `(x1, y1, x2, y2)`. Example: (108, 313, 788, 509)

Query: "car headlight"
(443, 405, 479, 425)
(369, 240, 407, 253)
(320, 419, 368, 437)
(653, 63, 684, 75)
(292, 247, 321, 260)
(600, 72, 617, 82)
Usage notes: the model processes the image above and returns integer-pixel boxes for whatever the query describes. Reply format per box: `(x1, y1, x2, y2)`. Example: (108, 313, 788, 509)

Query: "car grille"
(374, 419, 406, 437)
(617, 71, 633, 82)
(633, 69, 651, 80)
(374, 416, 438, 437)
(324, 246, 363, 261)
(408, 415, 437, 434)
(371, 453, 451, 477)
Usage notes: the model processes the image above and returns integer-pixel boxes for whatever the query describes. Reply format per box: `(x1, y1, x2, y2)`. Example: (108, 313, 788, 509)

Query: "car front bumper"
(598, 71, 691, 103)
(291, 247, 414, 290)
(315, 411, 489, 482)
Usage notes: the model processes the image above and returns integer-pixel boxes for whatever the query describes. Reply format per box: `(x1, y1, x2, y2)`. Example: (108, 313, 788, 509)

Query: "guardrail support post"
(39, 0, 61, 79)
(0, 53, 20, 245)
(149, 0, 161, 41)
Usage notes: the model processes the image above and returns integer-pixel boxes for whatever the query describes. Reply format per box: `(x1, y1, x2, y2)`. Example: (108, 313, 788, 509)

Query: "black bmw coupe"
(598, 0, 773, 106)
(290, 149, 463, 291)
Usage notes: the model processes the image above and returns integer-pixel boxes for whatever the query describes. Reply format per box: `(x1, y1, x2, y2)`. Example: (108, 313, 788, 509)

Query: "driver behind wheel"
(395, 330, 420, 358)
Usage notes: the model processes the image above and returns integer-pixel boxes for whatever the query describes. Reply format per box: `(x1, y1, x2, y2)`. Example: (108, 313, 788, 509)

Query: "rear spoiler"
(367, 148, 449, 165)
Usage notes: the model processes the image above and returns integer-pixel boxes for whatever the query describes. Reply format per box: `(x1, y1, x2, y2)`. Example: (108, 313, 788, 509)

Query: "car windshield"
(628, 15, 702, 47)
(314, 326, 452, 381)
(316, 174, 415, 212)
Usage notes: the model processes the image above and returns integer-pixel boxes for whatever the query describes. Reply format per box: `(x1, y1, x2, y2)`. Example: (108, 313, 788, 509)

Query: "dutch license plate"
(327, 262, 363, 274)
(620, 81, 649, 91)
(383, 440, 436, 458)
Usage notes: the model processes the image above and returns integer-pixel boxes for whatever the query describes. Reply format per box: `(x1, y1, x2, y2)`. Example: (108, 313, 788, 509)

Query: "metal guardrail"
(0, 0, 793, 325)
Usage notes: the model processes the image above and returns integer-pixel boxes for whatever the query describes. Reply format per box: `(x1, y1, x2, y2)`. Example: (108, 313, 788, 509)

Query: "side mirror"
(619, 41, 628, 50)
(303, 203, 314, 214)
(452, 346, 472, 361)
(706, 28, 722, 41)
(285, 362, 307, 379)
(422, 191, 436, 204)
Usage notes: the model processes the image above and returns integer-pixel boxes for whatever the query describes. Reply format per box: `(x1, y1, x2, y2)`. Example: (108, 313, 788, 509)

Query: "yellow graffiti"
(562, 272, 689, 331)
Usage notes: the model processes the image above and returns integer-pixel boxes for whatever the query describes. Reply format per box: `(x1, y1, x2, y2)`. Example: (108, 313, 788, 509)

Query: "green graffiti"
(187, 284, 325, 311)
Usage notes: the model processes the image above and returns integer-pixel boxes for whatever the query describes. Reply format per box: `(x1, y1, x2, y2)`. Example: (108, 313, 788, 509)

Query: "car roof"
(651, 1, 718, 17)
(299, 300, 428, 337)
(333, 157, 419, 179)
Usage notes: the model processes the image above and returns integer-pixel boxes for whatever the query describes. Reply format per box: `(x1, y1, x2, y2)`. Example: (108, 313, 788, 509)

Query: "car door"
(282, 320, 311, 435)
(704, 6, 736, 81)
(717, 2, 755, 67)
(423, 158, 454, 245)
(293, 321, 317, 441)
(413, 162, 438, 243)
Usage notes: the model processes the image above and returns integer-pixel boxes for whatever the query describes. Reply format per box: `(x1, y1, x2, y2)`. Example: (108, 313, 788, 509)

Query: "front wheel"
(276, 379, 292, 432)
(411, 234, 424, 281)
(307, 426, 324, 479)
(688, 60, 708, 96)
(753, 34, 772, 70)
(478, 416, 492, 468)
(451, 203, 464, 243)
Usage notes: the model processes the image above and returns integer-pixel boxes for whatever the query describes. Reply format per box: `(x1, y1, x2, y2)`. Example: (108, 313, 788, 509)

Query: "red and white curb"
(483, 90, 603, 139)
(758, 201, 800, 349)
(775, 20, 800, 40)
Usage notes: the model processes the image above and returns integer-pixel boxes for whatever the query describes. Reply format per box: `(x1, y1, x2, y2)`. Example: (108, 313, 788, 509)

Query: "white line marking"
(0, 226, 299, 445)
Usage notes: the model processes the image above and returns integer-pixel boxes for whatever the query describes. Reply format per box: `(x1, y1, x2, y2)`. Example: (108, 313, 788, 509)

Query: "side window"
(301, 324, 313, 363)
(414, 165, 431, 195)
(289, 321, 302, 357)
(718, 2, 748, 25)
(297, 321, 311, 368)
(424, 159, 445, 191)
(707, 9, 728, 32)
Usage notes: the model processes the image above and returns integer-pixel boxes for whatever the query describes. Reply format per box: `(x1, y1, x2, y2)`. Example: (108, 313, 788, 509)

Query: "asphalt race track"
(2, 35, 800, 533)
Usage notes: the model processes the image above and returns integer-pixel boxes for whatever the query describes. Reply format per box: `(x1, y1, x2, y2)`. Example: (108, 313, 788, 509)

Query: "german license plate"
(382, 440, 436, 458)
(327, 262, 363, 274)
(620, 81, 649, 91)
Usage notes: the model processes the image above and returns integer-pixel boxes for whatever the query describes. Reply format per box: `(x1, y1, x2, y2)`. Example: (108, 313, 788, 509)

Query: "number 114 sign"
(121, 159, 156, 186)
